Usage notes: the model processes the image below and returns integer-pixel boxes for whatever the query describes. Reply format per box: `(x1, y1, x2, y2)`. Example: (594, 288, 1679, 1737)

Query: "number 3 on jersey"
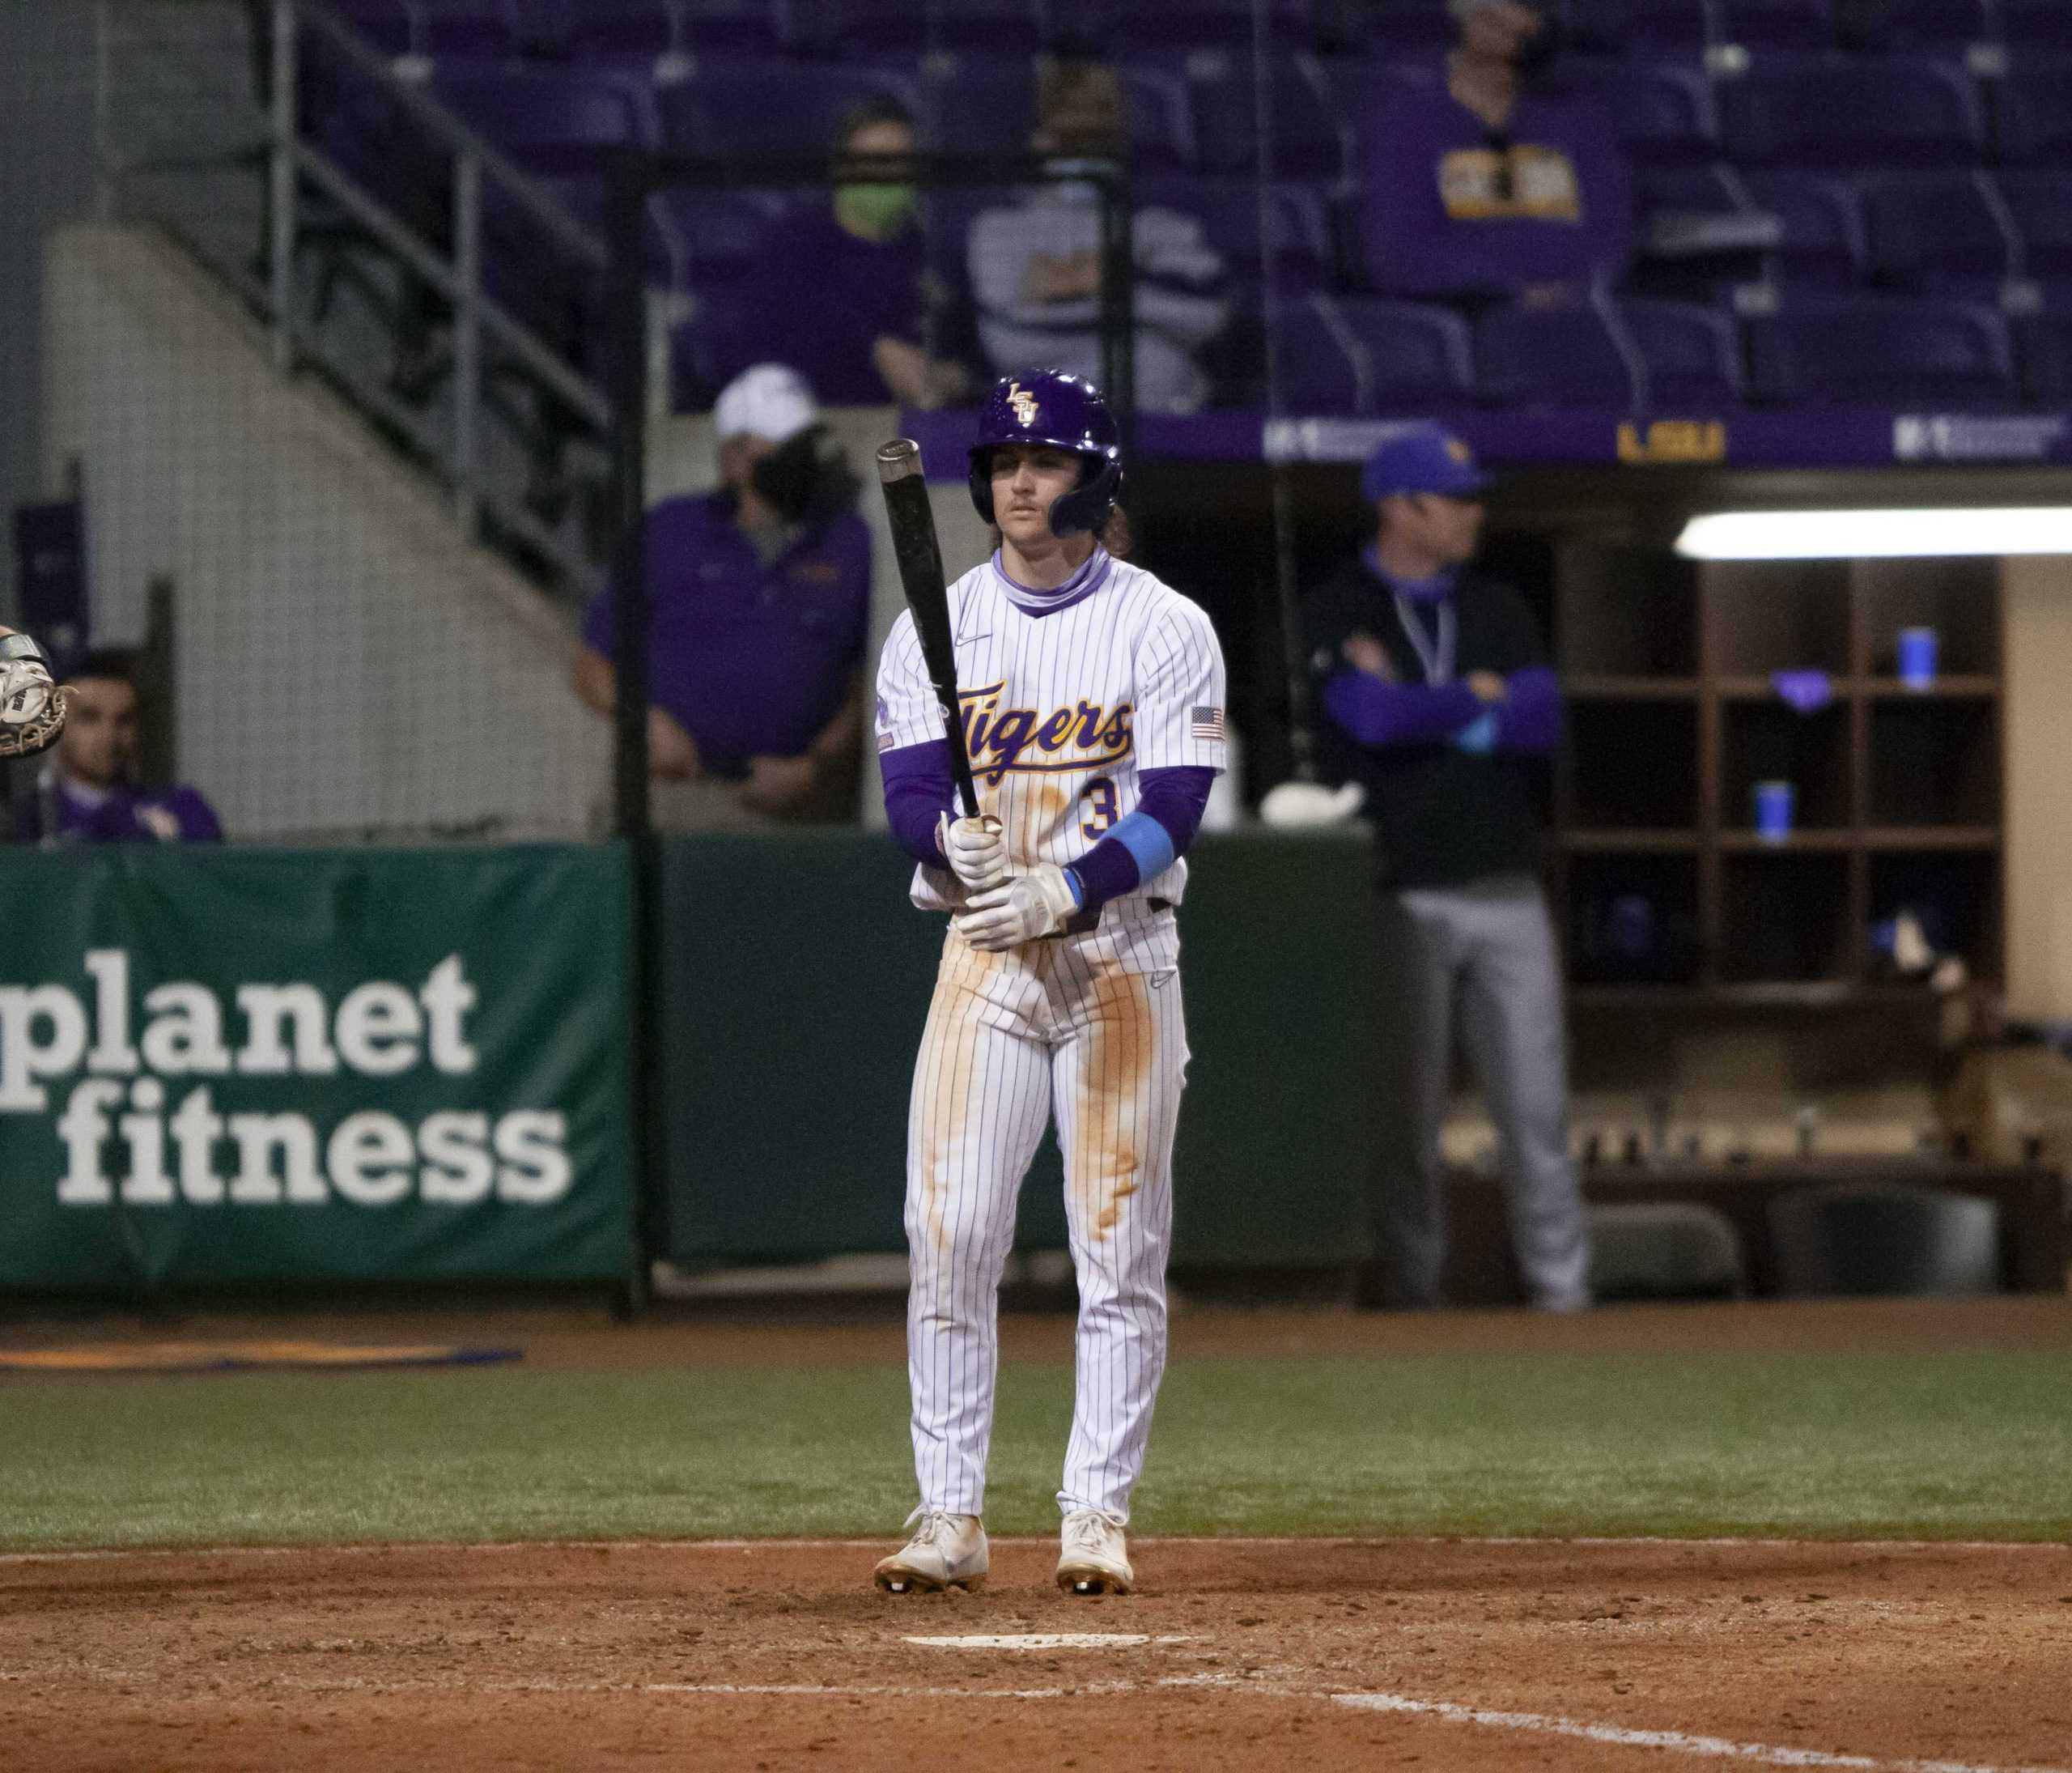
(1080, 777, 1119, 840)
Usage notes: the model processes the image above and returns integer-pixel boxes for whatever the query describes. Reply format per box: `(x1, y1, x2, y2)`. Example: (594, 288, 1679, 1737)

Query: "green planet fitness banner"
(0, 845, 633, 1290)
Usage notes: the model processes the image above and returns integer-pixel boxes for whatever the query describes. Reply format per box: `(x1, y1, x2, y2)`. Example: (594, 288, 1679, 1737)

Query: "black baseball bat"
(877, 438, 980, 819)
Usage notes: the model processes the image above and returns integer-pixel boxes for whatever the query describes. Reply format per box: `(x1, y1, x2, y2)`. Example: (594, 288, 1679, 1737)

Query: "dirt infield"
(6, 1299, 2071, 1768)
(5, 1536, 2070, 1771)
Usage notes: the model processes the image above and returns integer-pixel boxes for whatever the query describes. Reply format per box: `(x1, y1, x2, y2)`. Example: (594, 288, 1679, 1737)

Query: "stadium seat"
(1569, 0, 1834, 52)
(324, 0, 413, 55)
(1636, 166, 1866, 291)
(1834, 0, 1996, 52)
(1474, 303, 1638, 407)
(434, 68, 652, 175)
(1047, 0, 1312, 56)
(2001, 172, 2072, 284)
(648, 189, 791, 295)
(1268, 295, 1472, 413)
(1182, 51, 1349, 178)
(547, 0, 684, 66)
(1992, 63, 2072, 165)
(1140, 177, 1332, 295)
(916, 55, 1036, 155)
(1746, 296, 2016, 404)
(1578, 59, 1721, 165)
(1998, 0, 2072, 47)
(1768, 1182, 2002, 1296)
(1320, 0, 1454, 58)
(410, 0, 516, 58)
(657, 62, 921, 158)
(1474, 299, 1739, 408)
(1623, 296, 1747, 403)
(1863, 172, 2015, 293)
(2017, 299, 2072, 403)
(1721, 54, 1983, 166)
(789, 0, 1049, 57)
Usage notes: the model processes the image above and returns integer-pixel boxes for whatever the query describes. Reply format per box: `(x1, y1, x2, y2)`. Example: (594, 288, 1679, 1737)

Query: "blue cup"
(1753, 780, 1795, 842)
(1897, 626, 1938, 690)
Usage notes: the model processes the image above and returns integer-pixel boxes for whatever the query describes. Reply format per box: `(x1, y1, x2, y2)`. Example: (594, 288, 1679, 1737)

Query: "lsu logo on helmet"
(1006, 381, 1040, 427)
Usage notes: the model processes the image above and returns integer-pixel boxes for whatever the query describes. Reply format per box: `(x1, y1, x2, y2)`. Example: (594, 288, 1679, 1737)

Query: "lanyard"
(1393, 591, 1455, 686)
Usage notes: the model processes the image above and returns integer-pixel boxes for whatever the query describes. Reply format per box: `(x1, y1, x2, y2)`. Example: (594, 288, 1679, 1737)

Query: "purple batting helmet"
(967, 369, 1123, 537)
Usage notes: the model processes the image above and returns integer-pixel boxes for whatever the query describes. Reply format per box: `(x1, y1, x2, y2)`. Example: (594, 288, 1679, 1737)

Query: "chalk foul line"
(1331, 1692, 2071, 1773)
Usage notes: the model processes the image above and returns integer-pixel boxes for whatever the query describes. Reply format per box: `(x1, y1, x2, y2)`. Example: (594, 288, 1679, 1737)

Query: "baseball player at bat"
(872, 370, 1227, 1598)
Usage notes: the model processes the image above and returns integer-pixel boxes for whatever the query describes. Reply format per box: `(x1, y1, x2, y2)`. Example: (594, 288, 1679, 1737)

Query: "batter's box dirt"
(3, 1537, 2068, 1771)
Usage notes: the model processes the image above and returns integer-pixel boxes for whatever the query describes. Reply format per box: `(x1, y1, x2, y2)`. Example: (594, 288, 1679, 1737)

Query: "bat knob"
(877, 438, 923, 484)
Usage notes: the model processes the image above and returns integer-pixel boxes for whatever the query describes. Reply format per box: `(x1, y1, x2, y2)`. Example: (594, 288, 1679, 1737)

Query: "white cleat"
(873, 1509, 988, 1595)
(1056, 1507, 1134, 1596)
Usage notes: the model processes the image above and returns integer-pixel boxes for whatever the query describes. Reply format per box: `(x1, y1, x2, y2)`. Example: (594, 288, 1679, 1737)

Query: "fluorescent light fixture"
(1675, 508, 2072, 561)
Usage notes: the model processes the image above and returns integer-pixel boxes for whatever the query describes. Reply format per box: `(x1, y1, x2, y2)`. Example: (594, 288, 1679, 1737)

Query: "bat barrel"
(876, 438, 923, 485)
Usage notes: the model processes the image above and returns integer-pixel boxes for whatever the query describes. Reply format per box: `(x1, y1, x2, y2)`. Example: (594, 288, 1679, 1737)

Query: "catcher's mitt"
(0, 632, 68, 760)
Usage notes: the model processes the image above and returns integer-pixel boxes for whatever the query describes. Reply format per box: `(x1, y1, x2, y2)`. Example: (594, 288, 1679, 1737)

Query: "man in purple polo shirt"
(572, 364, 871, 827)
(13, 649, 223, 844)
(1360, 0, 1632, 306)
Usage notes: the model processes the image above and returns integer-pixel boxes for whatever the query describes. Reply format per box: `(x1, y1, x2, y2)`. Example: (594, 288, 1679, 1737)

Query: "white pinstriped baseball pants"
(903, 907, 1187, 1524)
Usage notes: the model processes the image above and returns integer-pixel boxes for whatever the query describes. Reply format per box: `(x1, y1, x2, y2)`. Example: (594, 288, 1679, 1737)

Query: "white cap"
(714, 363, 818, 444)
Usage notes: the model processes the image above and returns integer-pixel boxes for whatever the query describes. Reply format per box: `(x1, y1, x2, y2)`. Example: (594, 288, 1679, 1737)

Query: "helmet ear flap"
(1048, 456, 1123, 537)
(967, 445, 996, 525)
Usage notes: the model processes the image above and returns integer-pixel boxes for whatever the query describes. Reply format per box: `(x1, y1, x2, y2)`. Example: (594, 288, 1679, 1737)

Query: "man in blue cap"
(1300, 424, 1589, 1312)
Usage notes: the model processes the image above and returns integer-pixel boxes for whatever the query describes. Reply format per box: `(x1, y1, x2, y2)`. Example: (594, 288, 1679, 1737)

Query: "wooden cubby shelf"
(1552, 547, 2002, 997)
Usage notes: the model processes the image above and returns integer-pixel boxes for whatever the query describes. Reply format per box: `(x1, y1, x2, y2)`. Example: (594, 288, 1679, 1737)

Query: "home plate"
(903, 1634, 1193, 1651)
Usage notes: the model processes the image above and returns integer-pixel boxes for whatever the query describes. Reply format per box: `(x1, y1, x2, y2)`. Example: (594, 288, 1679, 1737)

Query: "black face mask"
(750, 424, 861, 528)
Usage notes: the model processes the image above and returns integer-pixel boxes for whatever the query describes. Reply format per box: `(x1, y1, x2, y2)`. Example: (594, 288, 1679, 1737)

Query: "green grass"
(4, 1350, 2070, 1550)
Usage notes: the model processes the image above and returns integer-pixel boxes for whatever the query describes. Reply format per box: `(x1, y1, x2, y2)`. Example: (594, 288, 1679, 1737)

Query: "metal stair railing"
(95, 0, 614, 599)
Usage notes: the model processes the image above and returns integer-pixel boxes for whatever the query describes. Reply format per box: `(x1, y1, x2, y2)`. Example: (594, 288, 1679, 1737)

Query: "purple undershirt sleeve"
(1497, 666, 1564, 754)
(1068, 766, 1217, 911)
(1324, 669, 1484, 749)
(879, 738, 953, 866)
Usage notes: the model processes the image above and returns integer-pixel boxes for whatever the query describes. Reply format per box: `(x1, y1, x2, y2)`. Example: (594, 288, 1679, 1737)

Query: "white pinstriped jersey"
(874, 547, 1229, 913)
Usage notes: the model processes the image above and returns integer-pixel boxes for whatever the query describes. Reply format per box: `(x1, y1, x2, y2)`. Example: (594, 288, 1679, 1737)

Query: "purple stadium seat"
(1321, 0, 1454, 59)
(1746, 296, 2015, 404)
(1863, 172, 2015, 293)
(1999, 0, 2072, 48)
(1721, 55, 1982, 167)
(433, 68, 651, 174)
(1140, 177, 1331, 295)
(1475, 298, 1743, 409)
(1047, 0, 1312, 56)
(1993, 63, 2072, 165)
(1623, 296, 1747, 403)
(1637, 167, 1865, 288)
(1269, 296, 1472, 413)
(648, 188, 790, 293)
(324, 0, 413, 55)
(1473, 302, 1637, 406)
(546, 0, 683, 66)
(1576, 59, 1720, 164)
(2017, 300, 2072, 404)
(790, 0, 1042, 55)
(658, 62, 920, 158)
(1572, 0, 1832, 51)
(2002, 172, 2072, 283)
(1834, 0, 1995, 51)
(917, 55, 1035, 155)
(410, 1, 517, 57)
(1122, 65, 1198, 172)
(1182, 52, 1348, 178)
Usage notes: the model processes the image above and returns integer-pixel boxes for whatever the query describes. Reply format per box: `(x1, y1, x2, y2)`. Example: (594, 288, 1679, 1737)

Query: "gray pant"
(1373, 876, 1590, 1311)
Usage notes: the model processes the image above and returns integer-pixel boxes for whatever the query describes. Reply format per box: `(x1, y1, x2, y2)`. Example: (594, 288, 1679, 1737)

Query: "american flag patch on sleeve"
(1190, 706, 1225, 742)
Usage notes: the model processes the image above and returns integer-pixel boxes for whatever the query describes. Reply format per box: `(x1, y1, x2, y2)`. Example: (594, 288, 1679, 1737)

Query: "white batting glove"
(936, 810, 1008, 893)
(953, 865, 1081, 951)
